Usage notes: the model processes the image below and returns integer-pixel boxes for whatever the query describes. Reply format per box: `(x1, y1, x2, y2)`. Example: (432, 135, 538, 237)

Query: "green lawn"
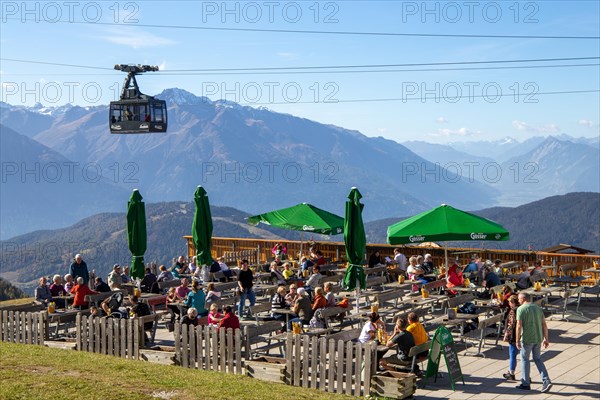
(0, 342, 353, 400)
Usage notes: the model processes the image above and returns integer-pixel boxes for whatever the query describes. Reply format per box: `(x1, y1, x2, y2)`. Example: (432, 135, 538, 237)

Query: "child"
(207, 303, 223, 326)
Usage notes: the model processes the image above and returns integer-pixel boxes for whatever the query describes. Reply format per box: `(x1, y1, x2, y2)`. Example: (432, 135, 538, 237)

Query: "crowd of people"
(32, 246, 555, 393)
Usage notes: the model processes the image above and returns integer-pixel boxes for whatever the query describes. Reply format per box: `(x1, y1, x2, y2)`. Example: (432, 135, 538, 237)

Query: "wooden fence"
(174, 326, 376, 396)
(75, 314, 142, 360)
(0, 310, 45, 346)
(174, 324, 243, 374)
(285, 333, 376, 396)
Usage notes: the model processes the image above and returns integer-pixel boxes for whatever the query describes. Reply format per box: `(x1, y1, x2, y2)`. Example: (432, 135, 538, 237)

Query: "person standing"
(69, 254, 89, 285)
(515, 293, 552, 392)
(502, 295, 520, 381)
(237, 259, 256, 318)
(393, 248, 407, 277)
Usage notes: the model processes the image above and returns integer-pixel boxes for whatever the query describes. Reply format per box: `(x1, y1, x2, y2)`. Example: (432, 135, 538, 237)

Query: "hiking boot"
(515, 384, 531, 390)
(541, 381, 553, 393)
(503, 372, 516, 381)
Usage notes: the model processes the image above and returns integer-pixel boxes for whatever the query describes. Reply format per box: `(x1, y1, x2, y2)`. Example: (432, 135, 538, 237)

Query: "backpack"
(210, 260, 221, 273)
(458, 302, 476, 314)
(309, 309, 327, 329)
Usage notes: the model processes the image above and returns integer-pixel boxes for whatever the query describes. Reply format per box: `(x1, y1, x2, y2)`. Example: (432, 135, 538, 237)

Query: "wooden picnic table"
(582, 268, 600, 285)
(47, 308, 90, 339)
(548, 276, 587, 289)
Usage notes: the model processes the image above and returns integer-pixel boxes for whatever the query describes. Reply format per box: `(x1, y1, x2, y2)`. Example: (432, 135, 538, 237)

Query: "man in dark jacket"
(69, 254, 89, 285)
(94, 277, 111, 293)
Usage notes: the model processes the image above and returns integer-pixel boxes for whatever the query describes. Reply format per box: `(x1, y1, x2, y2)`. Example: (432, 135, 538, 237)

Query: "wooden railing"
(186, 236, 600, 277)
(0, 310, 45, 346)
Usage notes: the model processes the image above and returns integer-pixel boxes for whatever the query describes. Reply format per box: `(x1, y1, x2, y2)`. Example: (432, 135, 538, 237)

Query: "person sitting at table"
(181, 307, 199, 328)
(304, 265, 323, 300)
(368, 251, 384, 269)
(312, 287, 328, 311)
(269, 261, 287, 285)
(271, 285, 288, 322)
(358, 311, 385, 344)
(121, 266, 132, 284)
(157, 264, 174, 282)
(515, 262, 532, 290)
(299, 256, 314, 277)
(530, 260, 545, 283)
(464, 256, 478, 274)
(282, 262, 295, 282)
(272, 243, 287, 260)
(49, 275, 65, 297)
(445, 258, 464, 296)
(175, 277, 191, 300)
(406, 312, 429, 359)
(482, 263, 502, 297)
(130, 295, 153, 343)
(94, 277, 111, 293)
(49, 275, 67, 308)
(416, 255, 436, 282)
(422, 254, 435, 274)
(90, 306, 100, 317)
(207, 303, 223, 326)
(217, 256, 234, 281)
(35, 277, 53, 305)
(166, 287, 180, 331)
(71, 277, 97, 309)
(500, 285, 514, 310)
(140, 268, 158, 293)
(311, 250, 327, 266)
(100, 291, 126, 317)
(218, 305, 241, 331)
(381, 317, 416, 373)
(205, 282, 221, 303)
(170, 256, 187, 279)
(285, 284, 299, 306)
(324, 282, 336, 307)
(108, 264, 123, 291)
(185, 280, 207, 317)
(63, 274, 74, 293)
(407, 256, 427, 291)
(287, 288, 312, 331)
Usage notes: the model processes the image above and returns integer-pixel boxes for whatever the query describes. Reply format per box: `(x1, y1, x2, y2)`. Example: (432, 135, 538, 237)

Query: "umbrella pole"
(355, 279, 360, 315)
(444, 242, 449, 280)
(300, 231, 304, 260)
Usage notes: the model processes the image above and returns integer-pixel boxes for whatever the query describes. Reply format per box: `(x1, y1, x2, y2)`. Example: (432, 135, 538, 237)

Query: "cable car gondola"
(109, 64, 167, 134)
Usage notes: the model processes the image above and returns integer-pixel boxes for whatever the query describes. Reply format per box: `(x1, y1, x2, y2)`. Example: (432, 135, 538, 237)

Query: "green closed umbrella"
(387, 204, 509, 270)
(343, 187, 366, 292)
(192, 186, 213, 267)
(127, 189, 147, 280)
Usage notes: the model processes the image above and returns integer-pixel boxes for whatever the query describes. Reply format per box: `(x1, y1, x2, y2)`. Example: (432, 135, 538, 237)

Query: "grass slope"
(0, 342, 351, 400)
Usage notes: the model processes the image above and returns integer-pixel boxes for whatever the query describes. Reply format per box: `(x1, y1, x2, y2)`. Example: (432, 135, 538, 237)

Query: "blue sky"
(1, 0, 599, 143)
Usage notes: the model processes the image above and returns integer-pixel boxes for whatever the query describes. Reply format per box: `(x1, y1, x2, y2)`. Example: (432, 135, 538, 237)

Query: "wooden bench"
(249, 302, 275, 325)
(461, 313, 503, 357)
(158, 279, 180, 291)
(243, 320, 284, 359)
(423, 280, 446, 294)
(85, 290, 126, 308)
(144, 294, 168, 315)
(138, 313, 161, 344)
(319, 305, 359, 329)
(364, 276, 388, 291)
(373, 289, 405, 309)
(327, 328, 361, 342)
(547, 286, 585, 321)
(447, 293, 475, 312)
(365, 266, 387, 276)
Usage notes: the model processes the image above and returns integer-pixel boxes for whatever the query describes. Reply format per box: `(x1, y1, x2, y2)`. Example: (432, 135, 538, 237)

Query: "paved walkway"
(416, 302, 600, 399)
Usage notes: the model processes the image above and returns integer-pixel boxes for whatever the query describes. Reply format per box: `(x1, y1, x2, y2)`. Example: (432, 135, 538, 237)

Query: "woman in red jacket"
(70, 277, 97, 309)
(446, 258, 464, 296)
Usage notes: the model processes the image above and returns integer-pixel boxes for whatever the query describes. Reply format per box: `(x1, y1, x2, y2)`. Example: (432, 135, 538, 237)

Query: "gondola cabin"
(109, 64, 168, 134)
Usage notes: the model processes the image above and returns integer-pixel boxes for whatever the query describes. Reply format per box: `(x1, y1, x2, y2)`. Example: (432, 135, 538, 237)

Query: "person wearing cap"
(287, 287, 313, 330)
(237, 259, 256, 318)
(185, 280, 207, 317)
(108, 264, 123, 291)
(69, 254, 89, 285)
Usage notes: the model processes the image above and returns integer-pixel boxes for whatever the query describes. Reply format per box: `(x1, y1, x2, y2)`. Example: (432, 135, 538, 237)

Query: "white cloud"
(377, 127, 388, 134)
(435, 127, 479, 137)
(158, 61, 167, 71)
(97, 28, 175, 49)
(578, 119, 595, 128)
(435, 116, 448, 124)
(512, 120, 560, 133)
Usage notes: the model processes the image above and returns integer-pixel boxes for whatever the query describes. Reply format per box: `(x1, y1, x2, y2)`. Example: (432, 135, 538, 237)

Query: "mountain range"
(1, 192, 598, 295)
(1, 88, 598, 239)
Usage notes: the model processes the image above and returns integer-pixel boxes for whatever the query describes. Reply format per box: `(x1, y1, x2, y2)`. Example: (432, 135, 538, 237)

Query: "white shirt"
(394, 253, 407, 271)
(359, 321, 377, 343)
